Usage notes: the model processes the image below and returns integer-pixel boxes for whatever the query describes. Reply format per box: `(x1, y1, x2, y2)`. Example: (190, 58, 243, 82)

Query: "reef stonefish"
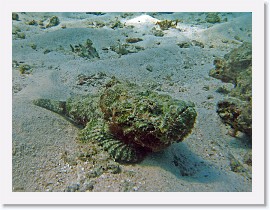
(33, 80, 197, 163)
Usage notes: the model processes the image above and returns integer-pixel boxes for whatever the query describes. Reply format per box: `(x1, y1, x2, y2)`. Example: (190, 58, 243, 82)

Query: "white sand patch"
(123, 14, 160, 34)
(125, 14, 159, 25)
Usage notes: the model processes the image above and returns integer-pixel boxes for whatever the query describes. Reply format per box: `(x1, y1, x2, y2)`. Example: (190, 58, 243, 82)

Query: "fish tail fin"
(33, 99, 66, 115)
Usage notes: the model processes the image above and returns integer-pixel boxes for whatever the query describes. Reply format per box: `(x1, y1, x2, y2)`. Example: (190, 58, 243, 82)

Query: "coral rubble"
(177, 40, 205, 49)
(26, 20, 38, 26)
(12, 26, 25, 39)
(126, 38, 143, 43)
(70, 39, 100, 60)
(110, 43, 144, 56)
(209, 42, 252, 136)
(18, 64, 32, 74)
(156, 20, 178, 30)
(46, 16, 60, 28)
(205, 13, 221, 23)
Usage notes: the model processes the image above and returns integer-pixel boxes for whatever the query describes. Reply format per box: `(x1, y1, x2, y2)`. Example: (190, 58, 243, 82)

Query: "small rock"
(205, 13, 221, 23)
(202, 85, 209, 91)
(133, 186, 139, 191)
(80, 181, 94, 192)
(65, 183, 80, 192)
(46, 16, 60, 28)
(12, 12, 19, 21)
(229, 156, 245, 173)
(243, 151, 252, 166)
(177, 42, 192, 48)
(18, 64, 31, 74)
(146, 64, 153, 72)
(107, 162, 121, 174)
(29, 43, 37, 50)
(26, 20, 37, 25)
(126, 38, 143, 43)
(151, 28, 164, 37)
(192, 40, 204, 48)
(207, 95, 214, 100)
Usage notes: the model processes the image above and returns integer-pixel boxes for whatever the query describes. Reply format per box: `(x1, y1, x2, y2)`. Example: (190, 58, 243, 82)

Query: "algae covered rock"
(12, 12, 19, 21)
(46, 16, 60, 28)
(33, 80, 197, 163)
(126, 38, 143, 43)
(205, 13, 221, 23)
(26, 20, 38, 26)
(110, 43, 144, 56)
(156, 19, 178, 30)
(18, 64, 32, 74)
(209, 42, 252, 136)
(217, 99, 251, 136)
(12, 26, 26, 39)
(70, 39, 100, 60)
(209, 42, 252, 86)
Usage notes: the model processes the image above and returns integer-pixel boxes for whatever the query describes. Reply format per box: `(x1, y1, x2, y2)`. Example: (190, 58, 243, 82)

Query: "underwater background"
(12, 12, 252, 192)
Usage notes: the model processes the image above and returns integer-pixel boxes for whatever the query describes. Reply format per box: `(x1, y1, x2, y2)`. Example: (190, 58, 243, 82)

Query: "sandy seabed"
(12, 12, 252, 192)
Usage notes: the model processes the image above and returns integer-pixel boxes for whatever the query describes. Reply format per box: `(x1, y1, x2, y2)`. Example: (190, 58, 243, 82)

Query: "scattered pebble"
(126, 37, 143, 43)
(146, 64, 153, 72)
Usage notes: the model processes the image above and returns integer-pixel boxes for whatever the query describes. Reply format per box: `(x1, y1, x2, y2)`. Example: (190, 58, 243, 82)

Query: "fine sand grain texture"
(12, 12, 252, 192)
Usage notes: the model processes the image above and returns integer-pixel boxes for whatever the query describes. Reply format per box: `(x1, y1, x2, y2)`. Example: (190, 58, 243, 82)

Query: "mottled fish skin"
(78, 122, 145, 163)
(99, 83, 197, 152)
(33, 99, 67, 115)
(33, 96, 101, 126)
(33, 97, 145, 163)
(33, 80, 197, 163)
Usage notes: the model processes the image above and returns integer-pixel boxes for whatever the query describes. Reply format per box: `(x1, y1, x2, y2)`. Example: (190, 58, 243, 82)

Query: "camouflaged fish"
(33, 80, 197, 163)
